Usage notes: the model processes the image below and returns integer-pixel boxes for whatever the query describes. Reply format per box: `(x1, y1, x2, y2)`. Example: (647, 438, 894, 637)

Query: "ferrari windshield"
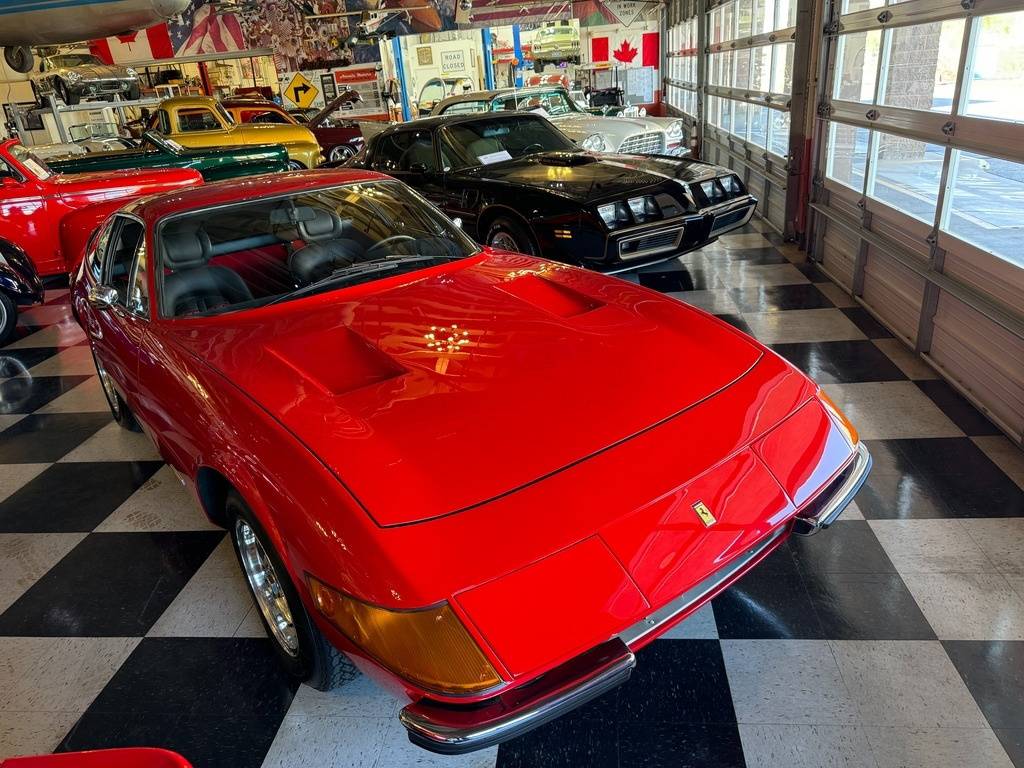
(441, 115, 576, 169)
(157, 180, 477, 318)
(48, 53, 102, 68)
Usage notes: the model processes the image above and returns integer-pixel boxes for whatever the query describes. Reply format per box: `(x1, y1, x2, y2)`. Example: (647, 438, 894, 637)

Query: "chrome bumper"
(792, 442, 872, 536)
(400, 638, 635, 755)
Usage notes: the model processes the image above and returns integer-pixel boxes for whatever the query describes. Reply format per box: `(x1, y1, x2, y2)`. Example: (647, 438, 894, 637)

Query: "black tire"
(485, 215, 537, 256)
(4, 46, 33, 74)
(228, 490, 359, 691)
(91, 348, 141, 431)
(0, 292, 17, 347)
(126, 83, 141, 101)
(58, 80, 80, 106)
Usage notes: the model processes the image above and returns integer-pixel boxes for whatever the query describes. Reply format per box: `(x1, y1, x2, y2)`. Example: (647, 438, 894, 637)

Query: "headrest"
(468, 137, 502, 157)
(298, 209, 343, 242)
(162, 225, 211, 270)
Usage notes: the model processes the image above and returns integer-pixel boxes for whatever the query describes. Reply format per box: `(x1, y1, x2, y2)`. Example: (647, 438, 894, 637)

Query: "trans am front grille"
(618, 132, 666, 155)
(618, 225, 684, 260)
(709, 204, 754, 237)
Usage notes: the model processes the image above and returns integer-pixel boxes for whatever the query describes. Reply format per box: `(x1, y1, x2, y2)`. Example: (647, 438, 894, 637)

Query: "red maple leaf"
(613, 39, 638, 63)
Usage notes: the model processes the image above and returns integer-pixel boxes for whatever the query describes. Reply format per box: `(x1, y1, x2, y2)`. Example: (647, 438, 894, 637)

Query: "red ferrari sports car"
(70, 170, 870, 754)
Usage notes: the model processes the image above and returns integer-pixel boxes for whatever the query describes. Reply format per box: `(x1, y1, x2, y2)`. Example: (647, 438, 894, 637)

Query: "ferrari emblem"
(692, 500, 716, 528)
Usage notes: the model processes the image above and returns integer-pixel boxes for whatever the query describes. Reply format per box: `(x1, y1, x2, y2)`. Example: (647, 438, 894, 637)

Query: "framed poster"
(625, 66, 655, 104)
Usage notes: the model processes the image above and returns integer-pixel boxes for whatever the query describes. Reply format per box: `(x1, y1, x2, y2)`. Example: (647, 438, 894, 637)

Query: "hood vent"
(537, 152, 598, 167)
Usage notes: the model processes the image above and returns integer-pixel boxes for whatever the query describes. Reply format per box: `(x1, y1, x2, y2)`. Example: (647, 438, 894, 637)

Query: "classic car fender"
(59, 200, 127, 274)
(0, 239, 44, 305)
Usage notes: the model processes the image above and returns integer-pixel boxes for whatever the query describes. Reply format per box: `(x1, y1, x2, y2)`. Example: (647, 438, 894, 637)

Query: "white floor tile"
(960, 519, 1024, 576)
(871, 339, 938, 381)
(0, 533, 86, 615)
(822, 382, 963, 440)
(864, 726, 1014, 768)
(374, 716, 498, 768)
(28, 347, 96, 377)
(0, 463, 49, 503)
(287, 676, 401, 719)
(35, 377, 109, 414)
(0, 711, 79, 760)
(971, 436, 1024, 491)
(868, 520, 993, 574)
(738, 724, 877, 768)
(742, 309, 867, 344)
(901, 572, 1024, 641)
(260, 714, 388, 768)
(58, 421, 161, 463)
(95, 465, 218, 532)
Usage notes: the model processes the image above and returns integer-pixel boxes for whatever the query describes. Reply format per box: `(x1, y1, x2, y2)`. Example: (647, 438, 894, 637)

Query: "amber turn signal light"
(307, 576, 502, 695)
(818, 389, 859, 446)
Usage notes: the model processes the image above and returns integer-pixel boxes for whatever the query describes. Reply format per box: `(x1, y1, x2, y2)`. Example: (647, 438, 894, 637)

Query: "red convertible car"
(71, 171, 870, 754)
(0, 139, 201, 277)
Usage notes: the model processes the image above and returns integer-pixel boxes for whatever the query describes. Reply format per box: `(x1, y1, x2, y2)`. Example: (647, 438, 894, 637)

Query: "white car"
(431, 85, 687, 156)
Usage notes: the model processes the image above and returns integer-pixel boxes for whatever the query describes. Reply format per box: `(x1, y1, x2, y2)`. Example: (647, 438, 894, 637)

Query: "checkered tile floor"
(1, 220, 1023, 768)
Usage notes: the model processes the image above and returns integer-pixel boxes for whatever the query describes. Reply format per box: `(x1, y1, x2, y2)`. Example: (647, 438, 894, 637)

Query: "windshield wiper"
(265, 255, 456, 307)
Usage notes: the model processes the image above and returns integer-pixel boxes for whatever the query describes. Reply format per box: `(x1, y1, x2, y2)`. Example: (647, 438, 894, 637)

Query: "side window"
(419, 81, 444, 105)
(371, 132, 436, 172)
(103, 218, 147, 314)
(86, 220, 115, 283)
(156, 109, 171, 134)
(177, 108, 220, 132)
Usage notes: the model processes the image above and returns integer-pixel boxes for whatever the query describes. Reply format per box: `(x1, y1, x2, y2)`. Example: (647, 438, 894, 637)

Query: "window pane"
(722, 1, 736, 42)
(964, 11, 1024, 123)
(882, 20, 965, 113)
(751, 46, 772, 92)
(771, 43, 794, 94)
(834, 31, 881, 102)
(749, 105, 768, 148)
(869, 132, 944, 224)
(826, 122, 869, 192)
(775, 0, 796, 29)
(754, 0, 774, 35)
(841, 0, 883, 11)
(768, 110, 790, 157)
(720, 99, 733, 133)
(944, 150, 1024, 266)
(733, 49, 751, 90)
(737, 0, 753, 38)
(711, 7, 724, 44)
(733, 101, 750, 140)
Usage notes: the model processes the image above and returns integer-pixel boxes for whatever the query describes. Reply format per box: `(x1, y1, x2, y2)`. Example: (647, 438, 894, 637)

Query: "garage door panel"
(862, 247, 924, 344)
(821, 220, 858, 290)
(942, 247, 1024, 317)
(929, 292, 1024, 438)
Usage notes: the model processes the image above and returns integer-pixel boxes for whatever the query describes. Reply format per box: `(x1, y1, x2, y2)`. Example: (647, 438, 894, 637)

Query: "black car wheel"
(228, 490, 359, 691)
(0, 292, 17, 346)
(287, 160, 306, 171)
(126, 83, 141, 101)
(91, 349, 140, 431)
(57, 80, 80, 106)
(328, 145, 355, 163)
(486, 216, 537, 256)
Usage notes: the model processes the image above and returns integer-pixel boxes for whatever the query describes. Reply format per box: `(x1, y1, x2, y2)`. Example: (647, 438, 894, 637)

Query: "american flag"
(169, 0, 245, 55)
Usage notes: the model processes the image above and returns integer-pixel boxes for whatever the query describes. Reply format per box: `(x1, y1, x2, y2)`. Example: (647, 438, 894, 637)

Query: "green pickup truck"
(47, 131, 288, 181)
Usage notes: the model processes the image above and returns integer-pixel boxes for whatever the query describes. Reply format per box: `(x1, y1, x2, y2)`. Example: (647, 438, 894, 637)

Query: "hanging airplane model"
(0, 0, 191, 73)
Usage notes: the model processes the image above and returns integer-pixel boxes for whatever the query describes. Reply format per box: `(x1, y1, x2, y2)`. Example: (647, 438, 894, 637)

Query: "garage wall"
(809, 0, 1024, 442)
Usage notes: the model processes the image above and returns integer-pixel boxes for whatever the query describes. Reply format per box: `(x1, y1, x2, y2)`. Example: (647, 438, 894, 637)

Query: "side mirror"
(87, 284, 118, 310)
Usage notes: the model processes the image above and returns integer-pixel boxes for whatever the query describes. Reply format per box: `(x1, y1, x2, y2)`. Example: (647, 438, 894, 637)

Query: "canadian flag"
(590, 31, 659, 68)
(90, 25, 175, 64)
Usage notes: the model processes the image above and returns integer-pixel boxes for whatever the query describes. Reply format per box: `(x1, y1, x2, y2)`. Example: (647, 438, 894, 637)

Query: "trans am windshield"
(441, 115, 576, 170)
(157, 180, 477, 318)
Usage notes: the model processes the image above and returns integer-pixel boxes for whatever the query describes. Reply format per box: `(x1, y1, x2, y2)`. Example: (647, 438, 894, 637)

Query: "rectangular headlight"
(627, 196, 659, 222)
(308, 576, 502, 695)
(598, 202, 630, 228)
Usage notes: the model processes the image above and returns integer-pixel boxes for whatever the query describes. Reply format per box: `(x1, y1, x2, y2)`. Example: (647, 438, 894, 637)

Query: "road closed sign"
(284, 72, 319, 109)
(440, 49, 467, 75)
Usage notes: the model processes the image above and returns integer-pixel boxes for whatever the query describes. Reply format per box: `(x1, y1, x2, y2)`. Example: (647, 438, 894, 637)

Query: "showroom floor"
(1, 219, 1022, 768)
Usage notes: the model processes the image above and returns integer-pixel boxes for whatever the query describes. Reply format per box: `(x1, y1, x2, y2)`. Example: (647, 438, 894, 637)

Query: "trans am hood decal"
(171, 253, 762, 526)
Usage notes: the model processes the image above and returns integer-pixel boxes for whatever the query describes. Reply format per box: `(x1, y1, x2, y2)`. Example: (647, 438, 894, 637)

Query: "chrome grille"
(617, 132, 665, 155)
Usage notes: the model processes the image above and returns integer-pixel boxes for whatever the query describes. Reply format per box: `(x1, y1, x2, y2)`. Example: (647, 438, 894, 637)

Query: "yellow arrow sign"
(284, 72, 318, 109)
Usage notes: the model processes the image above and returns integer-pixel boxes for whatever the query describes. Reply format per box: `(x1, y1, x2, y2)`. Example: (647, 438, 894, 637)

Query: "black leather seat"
(287, 209, 366, 286)
(162, 226, 253, 316)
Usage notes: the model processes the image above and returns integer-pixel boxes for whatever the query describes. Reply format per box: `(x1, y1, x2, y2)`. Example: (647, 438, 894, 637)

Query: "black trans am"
(345, 112, 757, 272)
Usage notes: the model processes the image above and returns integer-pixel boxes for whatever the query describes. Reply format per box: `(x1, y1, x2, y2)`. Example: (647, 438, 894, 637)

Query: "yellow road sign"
(284, 72, 318, 109)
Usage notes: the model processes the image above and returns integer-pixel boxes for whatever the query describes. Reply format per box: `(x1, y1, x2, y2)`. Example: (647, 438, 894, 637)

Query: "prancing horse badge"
(692, 500, 717, 528)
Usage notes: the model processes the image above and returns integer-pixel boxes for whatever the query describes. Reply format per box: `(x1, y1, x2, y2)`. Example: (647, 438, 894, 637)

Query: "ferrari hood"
(174, 253, 762, 526)
(456, 152, 721, 202)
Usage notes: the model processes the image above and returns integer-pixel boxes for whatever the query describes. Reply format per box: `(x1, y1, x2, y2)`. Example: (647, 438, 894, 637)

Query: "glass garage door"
(703, 0, 798, 233)
(811, 0, 1024, 440)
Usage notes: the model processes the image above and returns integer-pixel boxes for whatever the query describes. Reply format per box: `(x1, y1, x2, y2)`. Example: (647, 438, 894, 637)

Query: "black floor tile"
(639, 269, 719, 292)
(58, 637, 295, 768)
(712, 541, 824, 639)
(618, 723, 746, 768)
(0, 532, 223, 636)
(914, 379, 1002, 436)
(994, 729, 1024, 768)
(618, 640, 736, 724)
(790, 520, 896, 574)
(770, 340, 908, 384)
(792, 261, 832, 283)
(730, 284, 834, 313)
(840, 307, 894, 339)
(715, 314, 753, 335)
(856, 439, 1024, 519)
(944, 641, 1024, 730)
(0, 375, 90, 415)
(0, 412, 110, 463)
(697, 246, 788, 265)
(0, 347, 61, 374)
(802, 571, 935, 640)
(496, 699, 619, 768)
(0, 461, 163, 532)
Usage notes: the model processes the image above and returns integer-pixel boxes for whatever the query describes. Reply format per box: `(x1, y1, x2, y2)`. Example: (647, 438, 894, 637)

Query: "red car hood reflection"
(165, 252, 762, 526)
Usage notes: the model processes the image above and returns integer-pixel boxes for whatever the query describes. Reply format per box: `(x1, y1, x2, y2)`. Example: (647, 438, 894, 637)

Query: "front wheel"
(287, 159, 306, 171)
(486, 216, 537, 256)
(58, 81, 80, 105)
(92, 349, 140, 431)
(229, 491, 359, 691)
(328, 144, 354, 163)
(126, 83, 141, 101)
(0, 292, 17, 346)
